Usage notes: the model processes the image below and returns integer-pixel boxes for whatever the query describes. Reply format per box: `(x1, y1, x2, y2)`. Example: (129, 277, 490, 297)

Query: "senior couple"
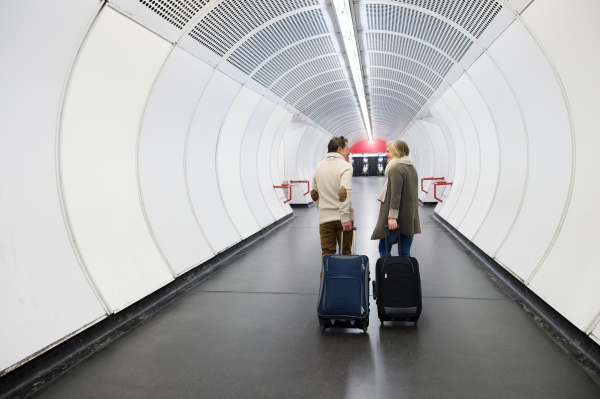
(310, 136, 421, 264)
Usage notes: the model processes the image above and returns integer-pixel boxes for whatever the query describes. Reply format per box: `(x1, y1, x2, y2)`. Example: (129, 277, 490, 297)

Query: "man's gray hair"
(327, 136, 348, 153)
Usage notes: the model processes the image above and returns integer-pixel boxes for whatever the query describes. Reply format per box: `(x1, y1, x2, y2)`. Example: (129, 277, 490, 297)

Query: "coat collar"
(326, 152, 346, 161)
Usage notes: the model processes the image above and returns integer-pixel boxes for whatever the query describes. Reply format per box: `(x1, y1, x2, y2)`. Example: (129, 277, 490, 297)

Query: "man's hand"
(388, 218, 398, 230)
(342, 221, 352, 232)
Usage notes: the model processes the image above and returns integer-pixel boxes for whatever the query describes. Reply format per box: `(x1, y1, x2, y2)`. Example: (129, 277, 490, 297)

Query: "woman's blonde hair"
(387, 140, 410, 158)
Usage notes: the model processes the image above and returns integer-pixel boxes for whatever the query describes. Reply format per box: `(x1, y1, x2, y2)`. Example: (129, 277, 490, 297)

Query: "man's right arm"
(310, 173, 319, 209)
(339, 167, 352, 231)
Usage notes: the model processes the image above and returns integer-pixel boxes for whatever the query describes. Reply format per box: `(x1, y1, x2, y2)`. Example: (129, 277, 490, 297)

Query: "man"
(311, 136, 354, 266)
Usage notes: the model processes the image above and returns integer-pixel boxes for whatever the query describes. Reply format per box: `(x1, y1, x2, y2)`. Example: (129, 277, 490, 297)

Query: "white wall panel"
(187, 71, 242, 252)
(310, 133, 330, 179)
(61, 7, 173, 312)
(271, 112, 295, 215)
(403, 127, 426, 180)
(522, 0, 600, 331)
(442, 87, 481, 229)
(138, 46, 214, 275)
(217, 87, 262, 239)
(258, 107, 289, 220)
(423, 112, 456, 205)
(453, 75, 500, 240)
(409, 123, 432, 181)
(241, 98, 277, 228)
(490, 20, 572, 280)
(284, 120, 311, 205)
(418, 119, 450, 203)
(306, 130, 324, 180)
(430, 102, 465, 221)
(297, 126, 317, 183)
(0, 0, 106, 373)
(468, 53, 528, 257)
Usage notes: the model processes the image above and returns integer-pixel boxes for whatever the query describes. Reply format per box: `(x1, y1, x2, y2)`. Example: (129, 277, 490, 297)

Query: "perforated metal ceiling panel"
(139, 0, 210, 29)
(113, 0, 510, 143)
(356, 0, 504, 141)
(188, 0, 319, 56)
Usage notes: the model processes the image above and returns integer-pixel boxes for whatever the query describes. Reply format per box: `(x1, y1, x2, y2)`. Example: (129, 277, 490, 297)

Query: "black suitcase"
(372, 226, 422, 325)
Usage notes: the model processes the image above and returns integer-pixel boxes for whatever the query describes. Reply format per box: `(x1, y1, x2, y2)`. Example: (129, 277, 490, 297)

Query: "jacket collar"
(326, 152, 346, 161)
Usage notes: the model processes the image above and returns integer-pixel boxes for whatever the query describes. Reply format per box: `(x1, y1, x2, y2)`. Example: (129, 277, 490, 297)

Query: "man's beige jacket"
(311, 152, 354, 224)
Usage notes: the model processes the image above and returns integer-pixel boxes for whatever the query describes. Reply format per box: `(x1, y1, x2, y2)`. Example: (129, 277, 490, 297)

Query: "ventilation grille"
(368, 78, 427, 105)
(364, 32, 453, 77)
(295, 81, 350, 109)
(366, 4, 472, 61)
(271, 55, 342, 97)
(368, 67, 434, 98)
(227, 9, 329, 75)
(304, 90, 355, 116)
(368, 53, 442, 88)
(389, 0, 502, 38)
(369, 87, 421, 111)
(139, 0, 209, 29)
(188, 0, 317, 55)
(283, 69, 347, 104)
(252, 35, 336, 88)
(309, 97, 357, 121)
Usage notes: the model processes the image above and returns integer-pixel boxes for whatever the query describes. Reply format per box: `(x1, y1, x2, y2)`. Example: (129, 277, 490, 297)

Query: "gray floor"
(30, 178, 600, 398)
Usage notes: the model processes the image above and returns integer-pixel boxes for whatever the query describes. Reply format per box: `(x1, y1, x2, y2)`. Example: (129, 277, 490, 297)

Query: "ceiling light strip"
(332, 0, 373, 140)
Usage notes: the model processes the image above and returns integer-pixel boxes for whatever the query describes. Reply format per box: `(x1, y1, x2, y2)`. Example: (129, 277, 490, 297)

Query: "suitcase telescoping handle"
(339, 226, 357, 255)
(384, 224, 390, 252)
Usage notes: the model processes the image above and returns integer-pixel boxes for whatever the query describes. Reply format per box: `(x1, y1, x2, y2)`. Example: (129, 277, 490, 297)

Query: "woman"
(371, 140, 421, 257)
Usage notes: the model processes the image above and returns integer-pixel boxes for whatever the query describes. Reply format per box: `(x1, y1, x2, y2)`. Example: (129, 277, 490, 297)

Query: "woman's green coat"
(371, 163, 421, 240)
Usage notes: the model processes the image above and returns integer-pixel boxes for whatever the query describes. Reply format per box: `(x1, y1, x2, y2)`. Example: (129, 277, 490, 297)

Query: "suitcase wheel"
(362, 325, 368, 333)
(320, 323, 326, 332)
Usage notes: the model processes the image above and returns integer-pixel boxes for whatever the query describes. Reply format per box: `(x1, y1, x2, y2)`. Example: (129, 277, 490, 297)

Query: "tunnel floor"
(29, 178, 600, 399)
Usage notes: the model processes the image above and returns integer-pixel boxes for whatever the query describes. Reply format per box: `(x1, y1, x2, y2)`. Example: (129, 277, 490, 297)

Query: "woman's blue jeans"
(379, 234, 414, 257)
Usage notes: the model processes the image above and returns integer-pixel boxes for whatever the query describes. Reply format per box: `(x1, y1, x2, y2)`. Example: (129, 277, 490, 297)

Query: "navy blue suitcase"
(317, 227, 370, 332)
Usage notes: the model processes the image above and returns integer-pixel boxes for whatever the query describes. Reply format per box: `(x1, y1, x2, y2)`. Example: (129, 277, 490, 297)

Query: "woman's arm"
(387, 166, 404, 230)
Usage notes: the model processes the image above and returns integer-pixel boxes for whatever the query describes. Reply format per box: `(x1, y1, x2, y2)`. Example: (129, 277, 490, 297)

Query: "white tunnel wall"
(138, 46, 215, 275)
(452, 75, 499, 241)
(407, 0, 600, 339)
(467, 52, 528, 258)
(186, 70, 242, 253)
(297, 126, 318, 183)
(0, 0, 107, 373)
(416, 118, 450, 203)
(271, 113, 295, 215)
(0, 2, 339, 373)
(241, 98, 278, 229)
(217, 87, 263, 239)
(430, 101, 467, 219)
(4, 0, 600, 375)
(520, 0, 600, 334)
(283, 120, 311, 205)
(259, 107, 291, 221)
(441, 88, 482, 230)
(60, 6, 174, 312)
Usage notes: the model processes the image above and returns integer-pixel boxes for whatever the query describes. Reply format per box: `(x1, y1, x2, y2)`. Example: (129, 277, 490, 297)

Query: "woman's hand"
(388, 218, 398, 230)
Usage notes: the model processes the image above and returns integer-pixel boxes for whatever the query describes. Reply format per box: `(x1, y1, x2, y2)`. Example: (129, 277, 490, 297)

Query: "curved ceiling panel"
(188, 0, 318, 55)
(357, 0, 503, 141)
(121, 0, 508, 143)
(227, 9, 330, 73)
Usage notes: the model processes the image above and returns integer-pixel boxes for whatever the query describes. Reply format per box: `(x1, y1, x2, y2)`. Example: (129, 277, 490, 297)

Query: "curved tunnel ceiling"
(113, 0, 511, 145)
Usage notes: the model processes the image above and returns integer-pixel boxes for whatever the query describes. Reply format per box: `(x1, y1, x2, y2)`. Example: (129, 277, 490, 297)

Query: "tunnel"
(1, 0, 600, 397)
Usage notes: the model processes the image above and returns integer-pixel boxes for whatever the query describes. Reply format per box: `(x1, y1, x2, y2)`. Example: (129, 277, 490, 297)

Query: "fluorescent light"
(332, 0, 372, 140)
